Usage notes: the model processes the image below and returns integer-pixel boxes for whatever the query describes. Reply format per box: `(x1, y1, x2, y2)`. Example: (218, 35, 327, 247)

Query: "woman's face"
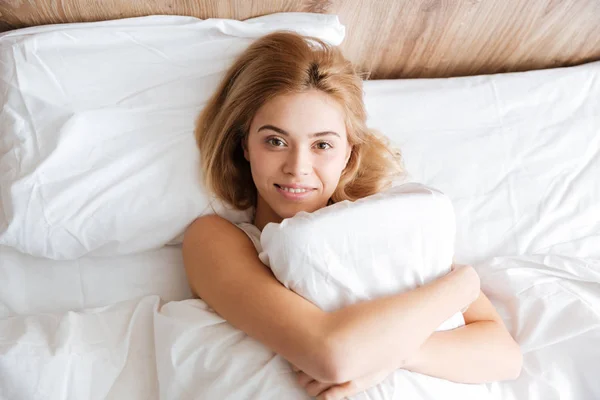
(245, 90, 352, 222)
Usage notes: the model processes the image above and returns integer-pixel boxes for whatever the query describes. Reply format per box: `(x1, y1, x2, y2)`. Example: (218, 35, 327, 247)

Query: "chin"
(276, 208, 308, 220)
(275, 203, 319, 219)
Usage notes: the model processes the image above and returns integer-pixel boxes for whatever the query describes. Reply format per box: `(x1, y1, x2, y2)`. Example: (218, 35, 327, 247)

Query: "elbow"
(491, 321, 523, 382)
(315, 345, 348, 384)
(304, 337, 344, 384)
(316, 323, 407, 384)
(498, 341, 523, 382)
(507, 345, 524, 381)
(293, 317, 353, 384)
(314, 330, 360, 385)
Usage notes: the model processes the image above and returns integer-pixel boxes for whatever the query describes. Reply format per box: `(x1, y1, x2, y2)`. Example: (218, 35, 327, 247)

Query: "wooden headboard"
(1, 0, 599, 79)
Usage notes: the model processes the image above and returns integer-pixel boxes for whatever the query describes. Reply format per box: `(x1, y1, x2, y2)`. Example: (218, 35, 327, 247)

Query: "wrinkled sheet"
(2, 256, 598, 400)
(0, 297, 161, 400)
(480, 255, 600, 400)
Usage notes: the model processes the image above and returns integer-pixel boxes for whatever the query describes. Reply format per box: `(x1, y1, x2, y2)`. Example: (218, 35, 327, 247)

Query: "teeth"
(280, 186, 308, 193)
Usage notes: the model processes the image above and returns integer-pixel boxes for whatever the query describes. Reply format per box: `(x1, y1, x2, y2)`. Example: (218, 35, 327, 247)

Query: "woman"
(183, 32, 522, 399)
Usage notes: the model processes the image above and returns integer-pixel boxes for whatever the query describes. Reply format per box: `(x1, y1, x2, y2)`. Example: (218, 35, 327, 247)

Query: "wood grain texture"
(1, 0, 599, 78)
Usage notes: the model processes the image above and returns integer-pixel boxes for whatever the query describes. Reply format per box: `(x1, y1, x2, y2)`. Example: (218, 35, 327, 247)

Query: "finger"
(317, 381, 356, 400)
(451, 263, 465, 271)
(305, 379, 334, 397)
(295, 370, 315, 387)
(290, 364, 300, 372)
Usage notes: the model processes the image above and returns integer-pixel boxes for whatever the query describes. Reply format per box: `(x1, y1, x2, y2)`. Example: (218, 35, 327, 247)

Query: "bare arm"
(295, 280, 522, 400)
(403, 290, 523, 383)
(322, 266, 480, 382)
(183, 215, 479, 384)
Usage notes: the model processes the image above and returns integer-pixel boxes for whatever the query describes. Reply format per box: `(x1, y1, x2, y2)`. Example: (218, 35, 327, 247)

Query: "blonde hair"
(195, 31, 403, 210)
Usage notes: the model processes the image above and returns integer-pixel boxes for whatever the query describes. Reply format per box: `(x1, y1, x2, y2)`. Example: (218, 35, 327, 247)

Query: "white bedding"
(1, 13, 599, 400)
(0, 13, 342, 259)
(480, 255, 600, 400)
(154, 184, 493, 400)
(0, 244, 190, 319)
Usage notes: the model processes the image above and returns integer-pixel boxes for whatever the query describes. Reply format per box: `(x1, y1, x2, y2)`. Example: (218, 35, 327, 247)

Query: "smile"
(274, 184, 316, 199)
(280, 187, 309, 193)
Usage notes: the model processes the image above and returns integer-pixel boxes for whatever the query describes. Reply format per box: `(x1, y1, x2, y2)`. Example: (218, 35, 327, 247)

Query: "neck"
(253, 195, 283, 231)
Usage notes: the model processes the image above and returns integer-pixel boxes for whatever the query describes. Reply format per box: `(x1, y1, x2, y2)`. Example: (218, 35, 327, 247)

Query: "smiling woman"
(245, 90, 352, 228)
(185, 31, 522, 399)
(194, 32, 402, 220)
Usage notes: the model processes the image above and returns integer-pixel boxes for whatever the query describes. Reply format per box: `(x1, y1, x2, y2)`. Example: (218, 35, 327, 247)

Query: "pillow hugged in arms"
(154, 183, 493, 399)
(259, 182, 492, 398)
(262, 182, 462, 324)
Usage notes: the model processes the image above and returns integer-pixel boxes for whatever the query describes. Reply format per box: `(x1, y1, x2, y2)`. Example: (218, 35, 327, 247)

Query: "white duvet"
(155, 184, 492, 400)
(3, 255, 598, 399)
(481, 255, 600, 400)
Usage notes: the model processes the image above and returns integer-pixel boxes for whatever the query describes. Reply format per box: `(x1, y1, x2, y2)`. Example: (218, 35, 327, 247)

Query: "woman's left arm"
(403, 289, 523, 384)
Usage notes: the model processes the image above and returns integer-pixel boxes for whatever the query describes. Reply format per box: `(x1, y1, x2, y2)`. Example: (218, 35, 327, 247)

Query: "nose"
(282, 147, 312, 176)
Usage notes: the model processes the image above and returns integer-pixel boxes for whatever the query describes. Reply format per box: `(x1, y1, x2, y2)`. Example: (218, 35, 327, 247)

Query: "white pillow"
(154, 183, 493, 399)
(0, 13, 345, 259)
(2, 11, 598, 264)
(261, 183, 494, 398)
(364, 62, 600, 264)
(261, 183, 460, 316)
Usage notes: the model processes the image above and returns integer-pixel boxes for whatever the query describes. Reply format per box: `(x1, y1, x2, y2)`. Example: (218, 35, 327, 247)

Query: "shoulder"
(186, 213, 235, 233)
(183, 214, 257, 256)
(182, 215, 262, 295)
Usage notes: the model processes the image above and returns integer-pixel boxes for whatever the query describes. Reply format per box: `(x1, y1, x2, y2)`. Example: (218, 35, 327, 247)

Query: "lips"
(277, 186, 310, 193)
(274, 184, 316, 194)
(274, 183, 316, 200)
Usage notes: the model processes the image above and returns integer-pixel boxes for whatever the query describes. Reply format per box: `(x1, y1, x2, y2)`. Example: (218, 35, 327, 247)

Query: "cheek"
(249, 148, 278, 182)
(317, 153, 348, 187)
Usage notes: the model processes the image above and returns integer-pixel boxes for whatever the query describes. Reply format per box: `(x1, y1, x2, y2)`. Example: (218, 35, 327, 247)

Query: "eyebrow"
(257, 124, 340, 138)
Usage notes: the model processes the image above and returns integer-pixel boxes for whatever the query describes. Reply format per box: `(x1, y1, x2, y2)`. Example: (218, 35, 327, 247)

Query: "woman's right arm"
(183, 215, 480, 384)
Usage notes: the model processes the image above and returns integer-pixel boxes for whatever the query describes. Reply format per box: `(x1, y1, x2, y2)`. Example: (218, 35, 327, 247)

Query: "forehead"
(251, 90, 347, 136)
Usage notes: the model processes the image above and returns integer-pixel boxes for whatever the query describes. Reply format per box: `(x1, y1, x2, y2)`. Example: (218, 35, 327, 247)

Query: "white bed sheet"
(1, 14, 599, 400)
(0, 244, 191, 319)
(479, 255, 600, 400)
(1, 296, 161, 400)
(0, 244, 191, 400)
(2, 253, 598, 400)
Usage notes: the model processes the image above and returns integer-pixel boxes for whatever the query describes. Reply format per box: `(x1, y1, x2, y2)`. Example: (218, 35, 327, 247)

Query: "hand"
(291, 364, 392, 400)
(291, 365, 335, 398)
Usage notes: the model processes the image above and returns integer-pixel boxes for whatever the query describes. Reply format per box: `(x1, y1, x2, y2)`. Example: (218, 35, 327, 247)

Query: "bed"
(0, 2, 599, 400)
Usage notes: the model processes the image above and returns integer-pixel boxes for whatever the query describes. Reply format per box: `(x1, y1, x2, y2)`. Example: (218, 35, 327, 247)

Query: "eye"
(315, 141, 333, 150)
(267, 137, 286, 147)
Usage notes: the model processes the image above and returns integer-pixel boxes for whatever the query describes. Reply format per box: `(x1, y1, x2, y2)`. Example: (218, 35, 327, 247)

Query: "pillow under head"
(0, 13, 345, 259)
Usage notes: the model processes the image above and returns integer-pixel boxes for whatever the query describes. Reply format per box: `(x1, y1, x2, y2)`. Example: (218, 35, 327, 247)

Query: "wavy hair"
(195, 31, 403, 210)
